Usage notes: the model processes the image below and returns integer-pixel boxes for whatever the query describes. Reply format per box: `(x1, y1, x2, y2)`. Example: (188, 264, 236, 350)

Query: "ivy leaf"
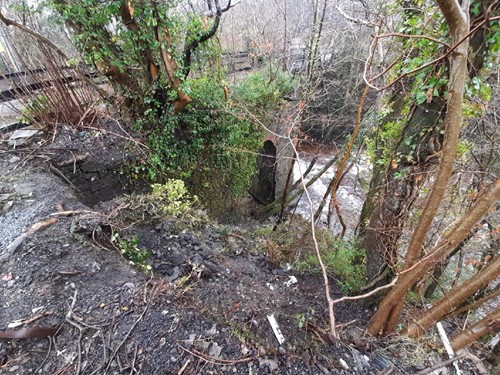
(416, 91, 427, 105)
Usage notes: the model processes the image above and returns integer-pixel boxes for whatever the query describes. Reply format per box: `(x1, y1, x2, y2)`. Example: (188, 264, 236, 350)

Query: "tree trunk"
(404, 256, 500, 337)
(366, 0, 471, 334)
(450, 308, 500, 351)
(359, 98, 445, 298)
(367, 178, 500, 336)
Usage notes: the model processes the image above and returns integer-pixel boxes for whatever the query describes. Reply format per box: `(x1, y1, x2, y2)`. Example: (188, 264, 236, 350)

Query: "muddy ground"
(0, 122, 493, 375)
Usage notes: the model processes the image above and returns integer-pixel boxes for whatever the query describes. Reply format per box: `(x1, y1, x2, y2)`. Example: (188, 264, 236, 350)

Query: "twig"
(332, 276, 399, 305)
(7, 311, 53, 328)
(416, 353, 465, 375)
(65, 290, 83, 375)
(177, 344, 252, 365)
(375, 33, 450, 47)
(177, 359, 191, 375)
(462, 352, 489, 375)
(129, 343, 139, 375)
(50, 210, 99, 217)
(13, 140, 48, 171)
(326, 84, 369, 236)
(33, 337, 53, 374)
(288, 130, 338, 340)
(366, 15, 500, 91)
(80, 125, 149, 149)
(225, 233, 245, 240)
(49, 164, 79, 190)
(1, 218, 57, 262)
(103, 286, 153, 374)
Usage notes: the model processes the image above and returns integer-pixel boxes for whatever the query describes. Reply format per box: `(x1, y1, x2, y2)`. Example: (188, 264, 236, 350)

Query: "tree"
(366, 0, 499, 335)
(47, 0, 232, 116)
(358, 0, 499, 301)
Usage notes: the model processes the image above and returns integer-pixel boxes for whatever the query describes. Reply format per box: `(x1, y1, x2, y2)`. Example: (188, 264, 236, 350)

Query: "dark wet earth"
(0, 124, 490, 375)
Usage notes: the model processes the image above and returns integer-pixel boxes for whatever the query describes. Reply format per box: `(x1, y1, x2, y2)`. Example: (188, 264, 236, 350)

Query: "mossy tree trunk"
(366, 0, 473, 335)
(359, 97, 446, 297)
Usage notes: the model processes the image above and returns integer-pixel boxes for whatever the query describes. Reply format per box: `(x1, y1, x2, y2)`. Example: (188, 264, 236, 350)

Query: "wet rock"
(259, 358, 279, 373)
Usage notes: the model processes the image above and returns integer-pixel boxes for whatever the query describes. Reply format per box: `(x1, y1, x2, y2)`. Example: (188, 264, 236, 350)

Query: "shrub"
(232, 65, 294, 108)
(296, 236, 365, 295)
(135, 75, 263, 215)
(150, 179, 198, 217)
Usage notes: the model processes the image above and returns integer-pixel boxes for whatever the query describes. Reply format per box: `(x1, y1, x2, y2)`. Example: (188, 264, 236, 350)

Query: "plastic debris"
(267, 313, 285, 344)
(284, 275, 297, 287)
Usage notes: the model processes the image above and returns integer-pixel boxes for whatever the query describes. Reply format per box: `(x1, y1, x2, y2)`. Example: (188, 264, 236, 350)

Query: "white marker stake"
(436, 322, 462, 375)
(267, 314, 285, 345)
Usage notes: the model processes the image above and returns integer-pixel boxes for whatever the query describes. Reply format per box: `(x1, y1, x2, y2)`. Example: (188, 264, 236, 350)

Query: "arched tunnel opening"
(250, 140, 277, 204)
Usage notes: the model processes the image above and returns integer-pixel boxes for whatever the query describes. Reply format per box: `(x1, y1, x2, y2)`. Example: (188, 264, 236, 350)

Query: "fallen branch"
(50, 210, 100, 217)
(0, 218, 57, 262)
(416, 353, 465, 375)
(177, 344, 252, 366)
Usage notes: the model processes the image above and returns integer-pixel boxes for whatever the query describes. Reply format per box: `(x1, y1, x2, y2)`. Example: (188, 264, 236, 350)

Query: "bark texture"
(366, 0, 471, 335)
(450, 308, 500, 351)
(404, 256, 500, 337)
(367, 178, 499, 335)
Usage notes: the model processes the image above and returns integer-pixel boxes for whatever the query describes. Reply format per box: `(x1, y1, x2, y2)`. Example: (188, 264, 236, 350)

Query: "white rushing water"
(292, 153, 372, 237)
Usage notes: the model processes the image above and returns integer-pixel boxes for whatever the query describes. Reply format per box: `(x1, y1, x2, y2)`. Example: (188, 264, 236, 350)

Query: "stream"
(292, 152, 372, 237)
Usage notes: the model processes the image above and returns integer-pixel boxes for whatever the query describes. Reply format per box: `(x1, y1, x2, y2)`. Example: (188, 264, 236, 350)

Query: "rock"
(339, 358, 349, 370)
(8, 129, 42, 146)
(259, 358, 279, 373)
(208, 342, 223, 358)
(123, 282, 135, 290)
(205, 324, 218, 336)
(165, 267, 180, 282)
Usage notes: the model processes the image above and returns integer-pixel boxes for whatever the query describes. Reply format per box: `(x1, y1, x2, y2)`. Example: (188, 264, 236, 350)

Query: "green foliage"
(135, 75, 264, 214)
(119, 180, 210, 232)
(456, 140, 472, 160)
(43, 0, 285, 215)
(294, 307, 316, 329)
(111, 233, 151, 273)
(253, 225, 274, 238)
(232, 65, 294, 108)
(296, 237, 365, 295)
(150, 179, 198, 217)
(21, 94, 49, 124)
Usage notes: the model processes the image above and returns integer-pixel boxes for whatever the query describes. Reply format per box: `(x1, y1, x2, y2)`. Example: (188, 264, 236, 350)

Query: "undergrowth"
(296, 234, 365, 295)
(118, 179, 211, 233)
(257, 219, 365, 295)
(132, 66, 293, 216)
(111, 233, 151, 273)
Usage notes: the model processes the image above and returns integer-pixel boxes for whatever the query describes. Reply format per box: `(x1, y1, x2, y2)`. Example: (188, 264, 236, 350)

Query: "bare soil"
(0, 122, 491, 375)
